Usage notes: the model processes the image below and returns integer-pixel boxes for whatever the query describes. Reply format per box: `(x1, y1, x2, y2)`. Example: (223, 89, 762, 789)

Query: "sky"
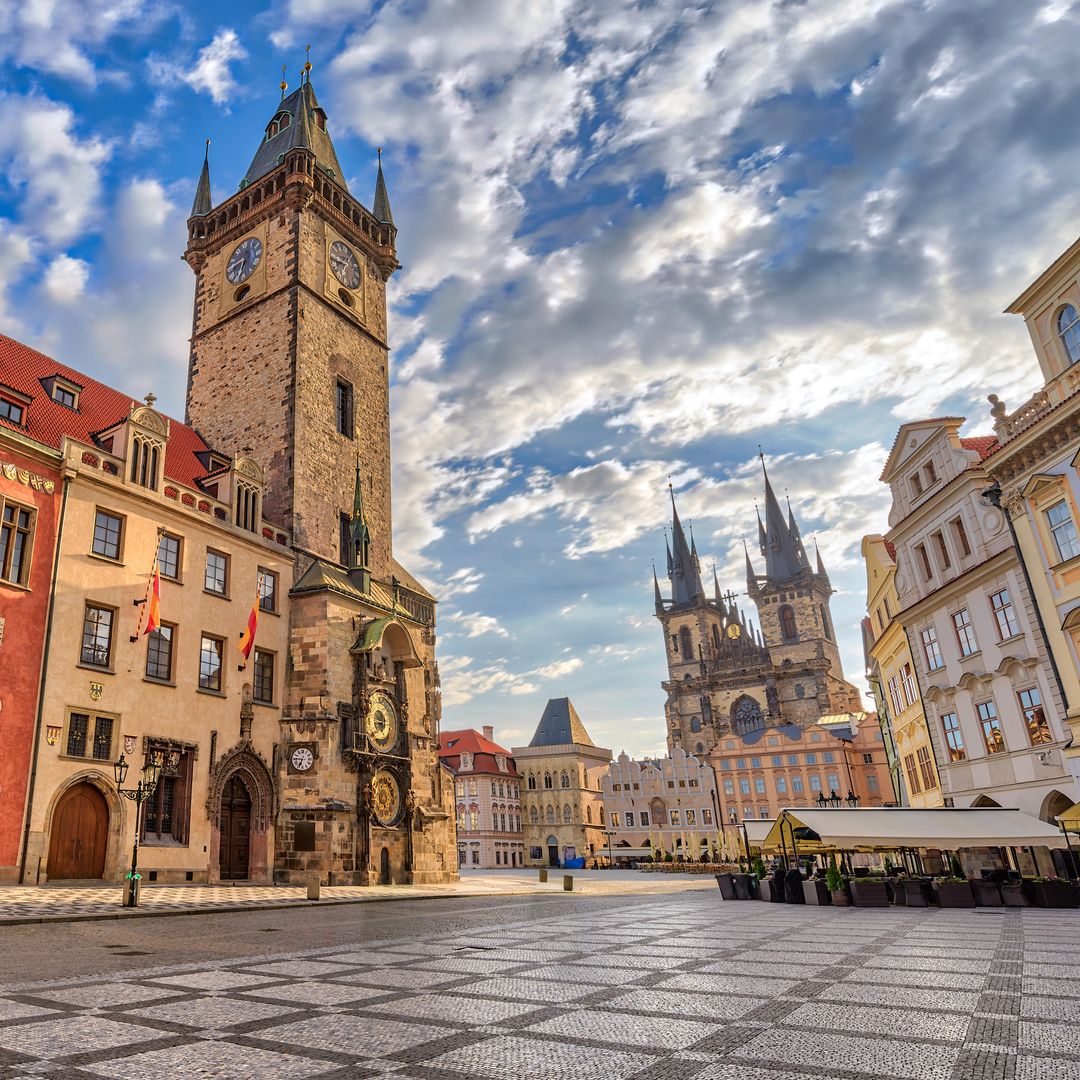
(1, 0, 1077, 759)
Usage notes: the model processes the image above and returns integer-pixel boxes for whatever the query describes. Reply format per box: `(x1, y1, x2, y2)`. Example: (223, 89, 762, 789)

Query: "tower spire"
(744, 539, 757, 589)
(190, 140, 212, 217)
(653, 562, 664, 615)
(814, 538, 830, 584)
(667, 486, 705, 605)
(373, 146, 394, 225)
(759, 451, 804, 582)
(349, 452, 371, 584)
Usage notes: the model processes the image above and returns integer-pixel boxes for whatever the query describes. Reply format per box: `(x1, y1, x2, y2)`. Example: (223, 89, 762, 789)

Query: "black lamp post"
(114, 751, 162, 908)
(845, 790, 860, 808)
(603, 829, 615, 868)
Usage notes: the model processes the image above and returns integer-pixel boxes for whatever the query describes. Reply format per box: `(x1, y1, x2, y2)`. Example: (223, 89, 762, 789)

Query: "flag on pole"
(238, 599, 258, 669)
(143, 562, 161, 636)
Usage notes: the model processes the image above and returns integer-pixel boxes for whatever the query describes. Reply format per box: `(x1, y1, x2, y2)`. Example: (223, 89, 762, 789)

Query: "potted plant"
(933, 877, 975, 908)
(803, 872, 831, 905)
(1029, 877, 1079, 909)
(827, 857, 849, 907)
(849, 874, 889, 907)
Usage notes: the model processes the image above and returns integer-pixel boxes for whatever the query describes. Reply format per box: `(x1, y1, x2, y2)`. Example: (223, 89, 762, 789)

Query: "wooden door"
(379, 846, 391, 884)
(48, 783, 108, 880)
(219, 776, 251, 881)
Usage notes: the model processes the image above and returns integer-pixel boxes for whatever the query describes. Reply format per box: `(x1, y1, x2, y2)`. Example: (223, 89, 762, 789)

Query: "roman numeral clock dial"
(226, 237, 263, 284)
(329, 241, 361, 290)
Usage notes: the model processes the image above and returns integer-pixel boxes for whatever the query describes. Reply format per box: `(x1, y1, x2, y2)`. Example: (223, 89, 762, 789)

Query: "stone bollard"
(563, 875, 573, 892)
(307, 876, 321, 901)
(538, 868, 548, 883)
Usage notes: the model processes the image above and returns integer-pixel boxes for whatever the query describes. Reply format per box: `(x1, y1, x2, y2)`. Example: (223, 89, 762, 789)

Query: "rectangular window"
(735, 758, 745, 769)
(0, 499, 34, 586)
(258, 568, 278, 613)
(921, 626, 943, 670)
(750, 756, 761, 768)
(924, 461, 937, 485)
(826, 773, 840, 791)
(339, 512, 353, 566)
(771, 755, 782, 767)
(941, 712, 966, 761)
(204, 550, 229, 596)
(253, 649, 275, 705)
(669, 810, 681, 825)
(685, 809, 696, 825)
(808, 774, 822, 792)
(723, 778, 734, 795)
(52, 383, 77, 408)
(0, 397, 24, 425)
(335, 378, 354, 438)
(145, 624, 175, 682)
(911, 472, 923, 495)
(738, 778, 750, 795)
(143, 748, 192, 844)
(702, 808, 713, 825)
(81, 603, 115, 668)
(862, 752, 874, 764)
(775, 776, 788, 794)
(1019, 687, 1052, 746)
(917, 746, 937, 790)
(915, 543, 932, 581)
(199, 634, 224, 693)
(1047, 499, 1080, 562)
(900, 663, 918, 706)
(932, 530, 951, 570)
(65, 710, 116, 760)
(989, 589, 1020, 640)
(904, 753, 922, 795)
(805, 753, 817, 765)
(787, 754, 798, 766)
(91, 509, 123, 560)
(952, 516, 972, 557)
(754, 778, 766, 794)
(977, 701, 1006, 754)
(624, 812, 634, 827)
(953, 608, 978, 656)
(791, 775, 804, 793)
(610, 813, 620, 828)
(822, 751, 835, 763)
(867, 773, 879, 792)
(156, 533, 182, 581)
(639, 811, 650, 827)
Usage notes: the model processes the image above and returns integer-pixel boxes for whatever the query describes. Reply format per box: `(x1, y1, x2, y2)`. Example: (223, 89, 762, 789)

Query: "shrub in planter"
(933, 878, 975, 908)
(827, 858, 849, 907)
(754, 856, 767, 880)
(849, 877, 889, 907)
(1029, 878, 1079, 909)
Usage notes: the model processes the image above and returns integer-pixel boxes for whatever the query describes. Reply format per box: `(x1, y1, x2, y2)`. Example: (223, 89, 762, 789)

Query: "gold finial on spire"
(304, 43, 312, 77)
(280, 64, 288, 98)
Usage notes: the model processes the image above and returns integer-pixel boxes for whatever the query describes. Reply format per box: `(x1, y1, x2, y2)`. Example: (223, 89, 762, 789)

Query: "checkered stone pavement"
(0, 895, 1076, 1079)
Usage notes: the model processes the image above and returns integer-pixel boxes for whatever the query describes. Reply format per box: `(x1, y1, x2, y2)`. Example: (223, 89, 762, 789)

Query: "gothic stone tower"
(183, 73, 457, 885)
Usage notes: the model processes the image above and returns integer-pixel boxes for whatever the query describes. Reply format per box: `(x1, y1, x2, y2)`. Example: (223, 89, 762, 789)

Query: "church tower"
(183, 69, 457, 886)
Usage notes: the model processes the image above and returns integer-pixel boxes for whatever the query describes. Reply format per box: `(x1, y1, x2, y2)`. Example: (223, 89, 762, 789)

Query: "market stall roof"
(763, 807, 1068, 851)
(1060, 802, 1080, 831)
(743, 820, 776, 846)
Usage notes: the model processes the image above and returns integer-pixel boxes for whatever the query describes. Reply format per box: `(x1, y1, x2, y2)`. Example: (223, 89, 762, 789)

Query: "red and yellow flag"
(143, 562, 161, 636)
(238, 600, 258, 667)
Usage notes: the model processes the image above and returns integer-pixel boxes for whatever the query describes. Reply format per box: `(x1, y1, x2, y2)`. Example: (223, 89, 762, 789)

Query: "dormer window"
(42, 376, 81, 410)
(234, 479, 260, 532)
(129, 436, 161, 490)
(314, 109, 327, 131)
(910, 472, 923, 496)
(266, 112, 291, 141)
(1058, 304, 1080, 366)
(0, 396, 25, 426)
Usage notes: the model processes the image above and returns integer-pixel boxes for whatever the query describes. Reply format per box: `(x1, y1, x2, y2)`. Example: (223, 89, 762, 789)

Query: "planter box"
(803, 878, 831, 905)
(732, 873, 755, 901)
(1030, 880, 1079, 909)
(972, 881, 1002, 907)
(830, 888, 851, 906)
(715, 874, 737, 901)
(769, 874, 786, 903)
(1001, 883, 1030, 907)
(887, 878, 907, 906)
(757, 878, 771, 902)
(934, 881, 975, 908)
(850, 879, 889, 907)
(901, 879, 933, 907)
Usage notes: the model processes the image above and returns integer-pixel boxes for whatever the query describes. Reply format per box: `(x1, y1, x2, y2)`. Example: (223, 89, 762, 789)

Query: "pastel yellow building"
(862, 535, 942, 807)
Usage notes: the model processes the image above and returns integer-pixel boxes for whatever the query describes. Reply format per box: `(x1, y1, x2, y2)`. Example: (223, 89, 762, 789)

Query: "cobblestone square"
(0, 893, 1076, 1079)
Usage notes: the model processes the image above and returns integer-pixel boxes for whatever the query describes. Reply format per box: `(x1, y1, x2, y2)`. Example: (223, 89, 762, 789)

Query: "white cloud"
(532, 657, 584, 680)
(443, 611, 509, 639)
(182, 29, 248, 105)
(42, 255, 90, 302)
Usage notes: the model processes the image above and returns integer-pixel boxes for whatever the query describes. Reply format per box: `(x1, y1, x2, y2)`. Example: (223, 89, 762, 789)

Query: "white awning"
(743, 819, 776, 845)
(763, 807, 1068, 851)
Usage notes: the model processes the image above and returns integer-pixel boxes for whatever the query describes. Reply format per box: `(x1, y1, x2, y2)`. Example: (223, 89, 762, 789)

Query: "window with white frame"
(1047, 499, 1080, 562)
(921, 626, 943, 670)
(1058, 304, 1080, 366)
(953, 608, 978, 656)
(900, 662, 918, 705)
(989, 588, 1020, 639)
(887, 674, 904, 716)
(941, 712, 965, 761)
(1019, 687, 1052, 746)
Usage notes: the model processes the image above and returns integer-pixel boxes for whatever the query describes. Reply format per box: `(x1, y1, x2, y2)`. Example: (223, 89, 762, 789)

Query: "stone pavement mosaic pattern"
(0, 897, 1076, 1079)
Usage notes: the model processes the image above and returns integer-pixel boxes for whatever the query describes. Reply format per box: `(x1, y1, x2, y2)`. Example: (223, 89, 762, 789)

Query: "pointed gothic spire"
(744, 540, 757, 588)
(759, 452, 805, 583)
(668, 486, 705, 605)
(653, 562, 664, 615)
(713, 565, 724, 608)
(349, 453, 371, 571)
(814, 539, 830, 584)
(757, 506, 767, 557)
(373, 146, 394, 225)
(191, 140, 212, 217)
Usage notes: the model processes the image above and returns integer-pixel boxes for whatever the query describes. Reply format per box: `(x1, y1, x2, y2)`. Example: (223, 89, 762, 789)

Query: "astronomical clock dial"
(290, 746, 314, 772)
(329, 240, 361, 289)
(371, 769, 402, 826)
(365, 690, 399, 753)
(226, 236, 263, 284)
(726, 623, 741, 640)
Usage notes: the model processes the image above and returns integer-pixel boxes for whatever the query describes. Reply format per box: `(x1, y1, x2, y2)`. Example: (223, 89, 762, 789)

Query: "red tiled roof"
(0, 334, 211, 488)
(959, 435, 999, 461)
(439, 728, 520, 777)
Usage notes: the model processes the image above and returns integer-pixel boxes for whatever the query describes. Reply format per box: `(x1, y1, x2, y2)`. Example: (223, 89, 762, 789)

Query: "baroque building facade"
(656, 466, 862, 758)
(440, 726, 524, 869)
(514, 698, 611, 868)
(183, 74, 455, 886)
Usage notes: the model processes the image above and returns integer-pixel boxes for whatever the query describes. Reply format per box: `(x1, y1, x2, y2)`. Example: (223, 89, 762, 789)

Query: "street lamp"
(114, 751, 163, 907)
(819, 790, 843, 808)
(845, 790, 860, 808)
(603, 829, 615, 868)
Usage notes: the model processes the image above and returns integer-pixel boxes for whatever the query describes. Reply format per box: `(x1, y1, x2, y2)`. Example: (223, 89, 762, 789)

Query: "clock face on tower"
(371, 768, 402, 826)
(365, 690, 399, 753)
(329, 240, 361, 290)
(290, 746, 314, 772)
(226, 237, 263, 284)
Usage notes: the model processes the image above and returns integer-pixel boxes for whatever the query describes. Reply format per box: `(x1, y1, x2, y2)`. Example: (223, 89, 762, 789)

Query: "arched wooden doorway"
(379, 846, 391, 885)
(546, 834, 559, 867)
(219, 775, 252, 881)
(48, 782, 108, 880)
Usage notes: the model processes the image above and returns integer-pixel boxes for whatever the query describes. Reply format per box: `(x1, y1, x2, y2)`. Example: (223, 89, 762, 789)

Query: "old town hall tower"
(183, 70, 457, 885)
(656, 463, 862, 755)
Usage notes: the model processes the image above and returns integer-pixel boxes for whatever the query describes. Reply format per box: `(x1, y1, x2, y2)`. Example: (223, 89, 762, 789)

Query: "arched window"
(545, 805, 555, 824)
(712, 624, 721, 651)
(599, 805, 605, 825)
(779, 605, 798, 642)
(679, 626, 694, 660)
(820, 603, 833, 641)
(562, 805, 572, 824)
(690, 717, 701, 733)
(696, 742, 705, 754)
(1059, 305, 1080, 366)
(544, 773, 552, 789)
(586, 805, 593, 823)
(730, 695, 764, 735)
(530, 806, 538, 824)
(527, 773, 536, 790)
(560, 771, 570, 788)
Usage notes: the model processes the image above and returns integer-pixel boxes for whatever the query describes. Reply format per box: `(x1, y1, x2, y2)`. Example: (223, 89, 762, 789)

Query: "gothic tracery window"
(679, 626, 694, 661)
(779, 605, 798, 642)
(731, 695, 764, 735)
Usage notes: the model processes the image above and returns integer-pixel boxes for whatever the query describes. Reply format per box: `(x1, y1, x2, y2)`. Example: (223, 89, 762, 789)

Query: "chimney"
(482, 725, 494, 743)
